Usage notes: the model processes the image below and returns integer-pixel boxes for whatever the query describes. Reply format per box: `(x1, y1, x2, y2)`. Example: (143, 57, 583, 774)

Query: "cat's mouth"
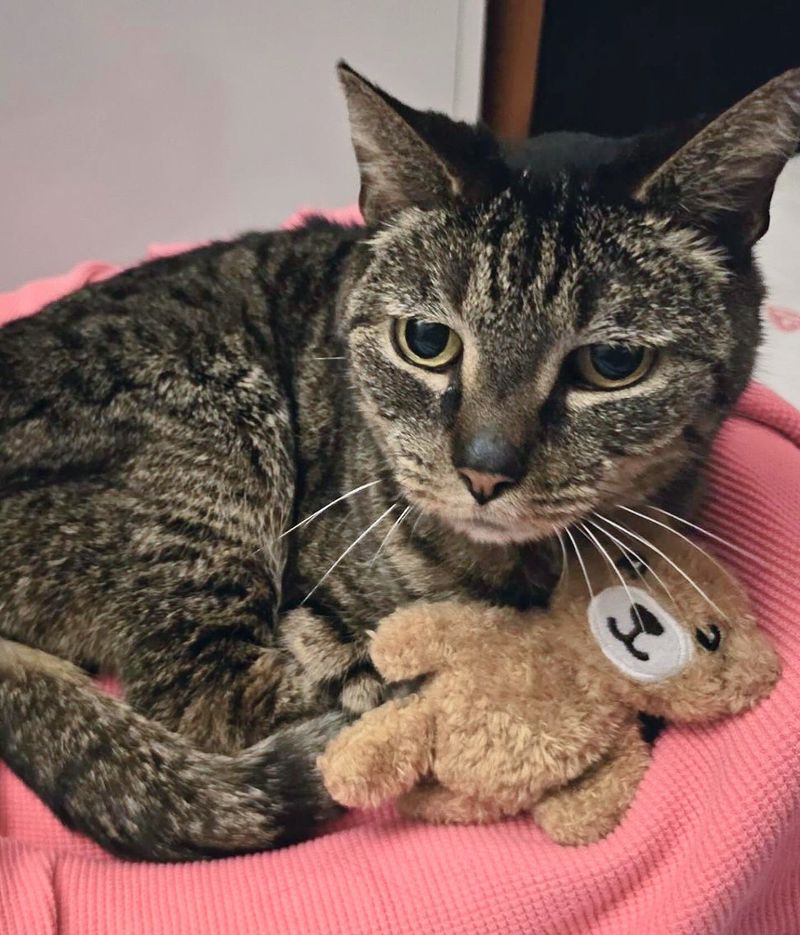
(448, 514, 558, 545)
(407, 488, 583, 545)
(425, 498, 571, 544)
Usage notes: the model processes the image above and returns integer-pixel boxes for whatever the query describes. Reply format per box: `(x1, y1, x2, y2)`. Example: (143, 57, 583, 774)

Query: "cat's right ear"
(634, 68, 800, 252)
(338, 62, 505, 225)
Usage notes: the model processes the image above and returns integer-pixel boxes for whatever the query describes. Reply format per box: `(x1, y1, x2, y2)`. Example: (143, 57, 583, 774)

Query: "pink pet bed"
(1, 216, 799, 934)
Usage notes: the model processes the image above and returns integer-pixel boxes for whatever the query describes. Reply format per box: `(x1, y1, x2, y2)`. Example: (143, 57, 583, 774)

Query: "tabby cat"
(1, 64, 798, 861)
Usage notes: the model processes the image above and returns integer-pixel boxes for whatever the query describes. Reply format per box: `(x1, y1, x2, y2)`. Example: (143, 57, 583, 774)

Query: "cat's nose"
(454, 432, 523, 505)
(457, 468, 515, 504)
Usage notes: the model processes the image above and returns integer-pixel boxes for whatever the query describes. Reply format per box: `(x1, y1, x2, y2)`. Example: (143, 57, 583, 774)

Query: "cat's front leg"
(116, 569, 348, 754)
(122, 632, 328, 754)
(121, 595, 377, 759)
(279, 607, 384, 716)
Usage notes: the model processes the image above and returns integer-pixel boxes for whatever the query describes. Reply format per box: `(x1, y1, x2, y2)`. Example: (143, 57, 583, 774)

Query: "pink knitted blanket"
(1, 233, 798, 934)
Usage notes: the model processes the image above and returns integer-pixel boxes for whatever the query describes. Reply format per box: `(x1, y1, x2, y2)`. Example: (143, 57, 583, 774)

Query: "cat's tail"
(0, 638, 346, 861)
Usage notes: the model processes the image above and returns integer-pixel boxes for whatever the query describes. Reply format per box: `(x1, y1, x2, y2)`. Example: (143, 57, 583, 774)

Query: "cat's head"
(566, 526, 781, 722)
(337, 63, 800, 545)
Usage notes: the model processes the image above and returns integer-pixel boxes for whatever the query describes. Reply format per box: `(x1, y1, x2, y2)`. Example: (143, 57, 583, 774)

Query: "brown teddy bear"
(319, 518, 780, 845)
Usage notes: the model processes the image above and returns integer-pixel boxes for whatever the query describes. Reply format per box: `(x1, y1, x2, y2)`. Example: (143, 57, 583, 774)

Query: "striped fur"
(0, 66, 798, 860)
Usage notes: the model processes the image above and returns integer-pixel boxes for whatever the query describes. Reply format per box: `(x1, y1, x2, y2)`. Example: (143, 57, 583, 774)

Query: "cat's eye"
(572, 344, 655, 390)
(395, 318, 462, 370)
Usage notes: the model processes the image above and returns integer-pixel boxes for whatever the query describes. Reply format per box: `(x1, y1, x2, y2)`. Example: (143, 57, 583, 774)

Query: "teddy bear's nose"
(454, 432, 523, 505)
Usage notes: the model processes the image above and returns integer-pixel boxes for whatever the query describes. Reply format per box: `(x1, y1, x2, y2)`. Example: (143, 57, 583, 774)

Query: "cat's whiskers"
(586, 514, 672, 604)
(369, 503, 413, 568)
(311, 356, 346, 361)
(578, 521, 644, 627)
(279, 479, 380, 539)
(408, 506, 427, 540)
(643, 504, 764, 567)
(594, 512, 726, 619)
(565, 527, 594, 601)
(301, 503, 398, 605)
(616, 504, 741, 586)
(555, 530, 570, 588)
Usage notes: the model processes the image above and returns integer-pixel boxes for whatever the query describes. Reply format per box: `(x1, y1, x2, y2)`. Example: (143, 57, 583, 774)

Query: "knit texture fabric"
(1, 239, 798, 934)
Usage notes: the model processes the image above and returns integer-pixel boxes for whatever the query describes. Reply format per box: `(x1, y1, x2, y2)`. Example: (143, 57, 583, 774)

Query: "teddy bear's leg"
(318, 696, 433, 809)
(398, 782, 506, 825)
(532, 720, 650, 845)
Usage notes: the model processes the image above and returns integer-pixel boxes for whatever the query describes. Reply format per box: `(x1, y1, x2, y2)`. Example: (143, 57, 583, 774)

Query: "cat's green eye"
(573, 344, 655, 390)
(395, 318, 462, 370)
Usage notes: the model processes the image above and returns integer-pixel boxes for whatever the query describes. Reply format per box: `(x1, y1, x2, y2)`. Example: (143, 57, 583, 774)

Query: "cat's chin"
(447, 516, 552, 546)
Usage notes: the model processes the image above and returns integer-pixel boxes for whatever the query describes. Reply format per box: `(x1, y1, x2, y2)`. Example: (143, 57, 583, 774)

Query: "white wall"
(755, 157, 800, 408)
(1, 0, 485, 289)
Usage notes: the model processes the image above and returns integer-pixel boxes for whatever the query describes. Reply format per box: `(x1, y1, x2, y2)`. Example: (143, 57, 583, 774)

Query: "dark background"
(531, 1, 800, 136)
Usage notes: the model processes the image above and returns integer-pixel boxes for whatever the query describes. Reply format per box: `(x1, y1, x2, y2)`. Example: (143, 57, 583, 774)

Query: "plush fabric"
(1, 233, 799, 933)
(320, 526, 779, 844)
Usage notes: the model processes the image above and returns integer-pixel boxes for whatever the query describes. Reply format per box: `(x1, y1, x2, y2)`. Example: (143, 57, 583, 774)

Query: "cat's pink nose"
(454, 429, 524, 504)
(454, 431, 523, 504)
(453, 428, 525, 503)
(457, 468, 516, 505)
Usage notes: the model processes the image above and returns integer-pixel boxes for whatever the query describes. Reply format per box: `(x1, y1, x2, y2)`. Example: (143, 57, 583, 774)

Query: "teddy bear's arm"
(370, 601, 482, 681)
(318, 696, 433, 809)
(532, 719, 650, 845)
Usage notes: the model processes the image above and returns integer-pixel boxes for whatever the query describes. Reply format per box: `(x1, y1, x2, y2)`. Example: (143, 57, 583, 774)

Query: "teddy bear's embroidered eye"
(695, 624, 722, 652)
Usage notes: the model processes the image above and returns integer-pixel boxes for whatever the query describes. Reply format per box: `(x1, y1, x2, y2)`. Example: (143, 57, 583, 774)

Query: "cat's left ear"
(337, 61, 507, 225)
(635, 68, 800, 250)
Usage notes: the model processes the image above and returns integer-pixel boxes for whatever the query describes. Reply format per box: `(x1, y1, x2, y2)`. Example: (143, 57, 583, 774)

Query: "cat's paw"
(340, 670, 383, 715)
